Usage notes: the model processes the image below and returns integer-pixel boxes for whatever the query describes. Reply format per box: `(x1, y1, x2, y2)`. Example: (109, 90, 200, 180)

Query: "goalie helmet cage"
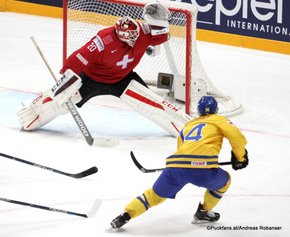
(63, 0, 242, 116)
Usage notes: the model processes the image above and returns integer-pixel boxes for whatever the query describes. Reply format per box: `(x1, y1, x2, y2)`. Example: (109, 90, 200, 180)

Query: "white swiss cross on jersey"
(116, 54, 134, 69)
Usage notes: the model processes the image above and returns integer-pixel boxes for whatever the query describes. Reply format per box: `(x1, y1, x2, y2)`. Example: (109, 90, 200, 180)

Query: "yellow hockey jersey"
(166, 114, 247, 169)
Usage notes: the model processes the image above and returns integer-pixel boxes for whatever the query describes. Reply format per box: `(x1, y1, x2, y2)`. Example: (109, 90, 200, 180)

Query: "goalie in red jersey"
(17, 1, 191, 136)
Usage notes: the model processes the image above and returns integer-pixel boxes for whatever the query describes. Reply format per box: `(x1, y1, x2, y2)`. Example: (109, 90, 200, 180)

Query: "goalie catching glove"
(143, 1, 171, 35)
(231, 150, 249, 170)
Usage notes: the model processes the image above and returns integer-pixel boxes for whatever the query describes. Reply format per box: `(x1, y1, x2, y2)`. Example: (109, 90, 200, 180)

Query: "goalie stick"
(0, 152, 98, 179)
(0, 197, 101, 218)
(30, 36, 118, 147)
(130, 151, 232, 173)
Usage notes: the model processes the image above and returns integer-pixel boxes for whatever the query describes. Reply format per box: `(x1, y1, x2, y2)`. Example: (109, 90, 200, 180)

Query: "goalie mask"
(115, 16, 140, 47)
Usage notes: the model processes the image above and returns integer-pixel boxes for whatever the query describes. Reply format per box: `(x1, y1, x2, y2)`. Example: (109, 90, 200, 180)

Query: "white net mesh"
(64, 0, 242, 116)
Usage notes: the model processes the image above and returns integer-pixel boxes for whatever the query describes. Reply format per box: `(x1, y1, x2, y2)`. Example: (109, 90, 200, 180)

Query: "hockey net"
(63, 0, 242, 116)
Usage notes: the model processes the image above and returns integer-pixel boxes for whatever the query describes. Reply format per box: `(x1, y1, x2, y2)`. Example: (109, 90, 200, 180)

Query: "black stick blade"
(130, 151, 164, 173)
(72, 166, 98, 178)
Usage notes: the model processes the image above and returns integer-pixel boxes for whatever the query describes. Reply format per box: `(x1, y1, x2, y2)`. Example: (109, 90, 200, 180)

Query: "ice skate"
(191, 203, 220, 224)
(110, 212, 131, 229)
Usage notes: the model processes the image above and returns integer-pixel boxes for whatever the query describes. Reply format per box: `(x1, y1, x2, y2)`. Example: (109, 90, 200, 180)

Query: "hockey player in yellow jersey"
(110, 96, 249, 229)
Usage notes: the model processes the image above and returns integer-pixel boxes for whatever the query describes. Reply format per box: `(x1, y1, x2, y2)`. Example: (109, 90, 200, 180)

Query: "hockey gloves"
(143, 1, 171, 29)
(143, 2, 171, 22)
(231, 150, 249, 170)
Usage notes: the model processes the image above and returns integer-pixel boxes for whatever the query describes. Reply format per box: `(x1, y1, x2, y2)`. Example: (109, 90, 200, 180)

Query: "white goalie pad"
(17, 93, 68, 130)
(120, 80, 191, 136)
(17, 69, 82, 130)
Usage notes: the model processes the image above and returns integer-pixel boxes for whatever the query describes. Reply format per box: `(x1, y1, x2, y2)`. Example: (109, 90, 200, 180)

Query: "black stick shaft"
(0, 197, 88, 218)
(0, 152, 97, 178)
(219, 161, 232, 165)
(130, 151, 232, 173)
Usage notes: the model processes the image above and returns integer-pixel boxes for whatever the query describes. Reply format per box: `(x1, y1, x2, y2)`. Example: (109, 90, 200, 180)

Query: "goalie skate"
(191, 203, 220, 224)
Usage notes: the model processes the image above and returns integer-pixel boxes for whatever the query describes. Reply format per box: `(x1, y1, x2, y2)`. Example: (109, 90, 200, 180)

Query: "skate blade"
(191, 219, 217, 224)
(105, 226, 126, 233)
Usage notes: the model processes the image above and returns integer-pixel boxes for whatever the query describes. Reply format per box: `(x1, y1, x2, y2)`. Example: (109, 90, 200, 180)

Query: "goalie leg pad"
(17, 69, 82, 130)
(120, 80, 191, 136)
(17, 92, 68, 130)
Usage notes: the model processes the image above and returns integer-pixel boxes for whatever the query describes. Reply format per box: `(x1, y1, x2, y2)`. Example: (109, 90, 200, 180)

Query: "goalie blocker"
(17, 69, 82, 130)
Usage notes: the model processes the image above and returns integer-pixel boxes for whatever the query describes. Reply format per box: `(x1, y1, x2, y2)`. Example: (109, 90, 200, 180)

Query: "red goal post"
(63, 0, 242, 116)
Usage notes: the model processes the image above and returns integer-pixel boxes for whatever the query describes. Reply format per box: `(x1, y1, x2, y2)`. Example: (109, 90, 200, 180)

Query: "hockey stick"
(0, 152, 98, 179)
(29, 36, 118, 147)
(0, 197, 101, 218)
(130, 151, 232, 173)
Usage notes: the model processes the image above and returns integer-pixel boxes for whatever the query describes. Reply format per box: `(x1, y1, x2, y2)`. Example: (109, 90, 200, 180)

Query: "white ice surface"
(1, 12, 290, 237)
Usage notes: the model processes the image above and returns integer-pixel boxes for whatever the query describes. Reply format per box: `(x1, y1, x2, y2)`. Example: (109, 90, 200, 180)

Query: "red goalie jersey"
(61, 22, 169, 84)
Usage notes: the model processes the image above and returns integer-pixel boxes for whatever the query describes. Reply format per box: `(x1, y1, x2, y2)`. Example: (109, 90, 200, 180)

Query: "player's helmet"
(115, 16, 140, 47)
(197, 96, 218, 116)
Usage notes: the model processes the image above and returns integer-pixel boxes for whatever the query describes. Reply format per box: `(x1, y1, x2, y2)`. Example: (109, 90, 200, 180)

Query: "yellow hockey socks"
(203, 176, 231, 211)
(124, 188, 166, 219)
